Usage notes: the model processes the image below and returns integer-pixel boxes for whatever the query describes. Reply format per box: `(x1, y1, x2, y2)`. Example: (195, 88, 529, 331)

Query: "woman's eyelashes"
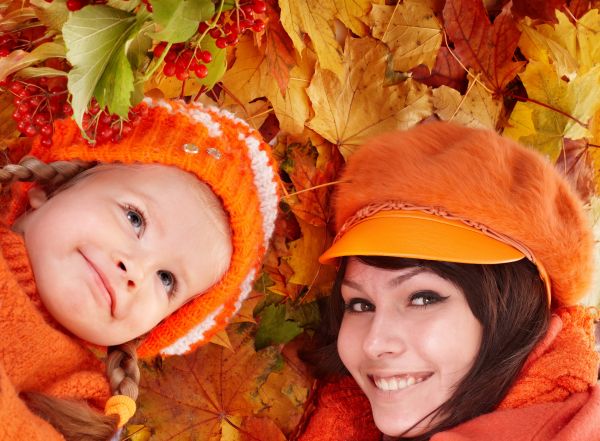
(343, 290, 449, 313)
(124, 203, 147, 236)
(344, 298, 375, 313)
(409, 290, 449, 307)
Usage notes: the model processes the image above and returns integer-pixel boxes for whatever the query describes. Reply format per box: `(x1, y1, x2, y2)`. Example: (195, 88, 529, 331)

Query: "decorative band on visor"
(319, 203, 551, 303)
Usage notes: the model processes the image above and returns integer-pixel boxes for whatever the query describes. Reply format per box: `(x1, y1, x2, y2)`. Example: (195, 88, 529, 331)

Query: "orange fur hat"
(322, 122, 593, 306)
(8, 98, 279, 358)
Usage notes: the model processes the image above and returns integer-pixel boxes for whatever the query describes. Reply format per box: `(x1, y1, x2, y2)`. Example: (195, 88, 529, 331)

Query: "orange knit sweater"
(0, 224, 111, 440)
(299, 306, 600, 441)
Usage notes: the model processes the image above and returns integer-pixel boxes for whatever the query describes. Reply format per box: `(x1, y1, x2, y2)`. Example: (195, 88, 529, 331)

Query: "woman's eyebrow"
(341, 279, 364, 293)
(342, 267, 428, 292)
(387, 267, 427, 288)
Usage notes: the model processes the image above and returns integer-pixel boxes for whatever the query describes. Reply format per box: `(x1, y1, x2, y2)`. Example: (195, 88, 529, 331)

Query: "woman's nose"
(362, 311, 407, 360)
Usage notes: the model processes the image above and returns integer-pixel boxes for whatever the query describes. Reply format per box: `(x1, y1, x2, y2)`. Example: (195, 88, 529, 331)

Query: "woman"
(299, 122, 599, 440)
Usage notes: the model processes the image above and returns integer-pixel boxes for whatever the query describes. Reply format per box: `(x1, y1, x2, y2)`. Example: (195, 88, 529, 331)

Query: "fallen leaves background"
(2, 0, 600, 439)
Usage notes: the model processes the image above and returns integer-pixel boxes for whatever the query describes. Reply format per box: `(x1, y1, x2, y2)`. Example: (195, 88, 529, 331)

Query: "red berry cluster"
(81, 100, 147, 145)
(4, 77, 72, 147)
(155, 43, 213, 81)
(0, 26, 50, 57)
(0, 34, 16, 57)
(201, 0, 267, 49)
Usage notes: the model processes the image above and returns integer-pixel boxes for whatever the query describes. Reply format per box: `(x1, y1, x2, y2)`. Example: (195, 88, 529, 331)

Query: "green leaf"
(127, 16, 153, 70)
(31, 0, 70, 32)
(150, 0, 215, 43)
(285, 301, 320, 330)
(255, 304, 302, 350)
(94, 45, 135, 117)
(63, 5, 138, 126)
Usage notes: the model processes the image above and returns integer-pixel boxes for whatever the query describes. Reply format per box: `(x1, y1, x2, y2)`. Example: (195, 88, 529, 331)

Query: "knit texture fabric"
(330, 122, 593, 306)
(298, 306, 599, 440)
(0, 225, 110, 440)
(5, 98, 279, 358)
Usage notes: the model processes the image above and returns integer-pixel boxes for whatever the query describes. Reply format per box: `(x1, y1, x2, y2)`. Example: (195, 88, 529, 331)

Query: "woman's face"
(337, 258, 483, 437)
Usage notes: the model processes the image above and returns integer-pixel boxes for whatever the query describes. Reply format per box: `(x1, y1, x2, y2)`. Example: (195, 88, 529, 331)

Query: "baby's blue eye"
(126, 210, 143, 230)
(158, 270, 176, 295)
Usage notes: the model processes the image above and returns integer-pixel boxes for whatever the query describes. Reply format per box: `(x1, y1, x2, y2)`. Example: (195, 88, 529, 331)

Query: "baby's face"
(14, 164, 232, 346)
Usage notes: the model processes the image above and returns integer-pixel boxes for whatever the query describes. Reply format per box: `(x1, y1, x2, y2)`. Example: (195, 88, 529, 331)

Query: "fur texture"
(333, 122, 593, 306)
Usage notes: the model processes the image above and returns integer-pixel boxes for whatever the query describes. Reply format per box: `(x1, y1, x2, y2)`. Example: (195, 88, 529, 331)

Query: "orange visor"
(319, 210, 551, 302)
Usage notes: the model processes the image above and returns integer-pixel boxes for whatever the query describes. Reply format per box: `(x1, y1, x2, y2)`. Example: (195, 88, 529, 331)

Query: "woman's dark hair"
(310, 255, 550, 440)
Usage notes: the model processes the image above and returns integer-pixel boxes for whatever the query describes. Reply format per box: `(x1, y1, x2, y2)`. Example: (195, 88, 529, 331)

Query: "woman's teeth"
(373, 375, 427, 391)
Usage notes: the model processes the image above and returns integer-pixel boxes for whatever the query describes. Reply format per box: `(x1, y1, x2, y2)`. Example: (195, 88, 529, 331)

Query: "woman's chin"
(373, 411, 436, 438)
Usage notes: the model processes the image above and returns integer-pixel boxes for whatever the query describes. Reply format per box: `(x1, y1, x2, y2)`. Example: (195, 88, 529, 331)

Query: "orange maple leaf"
(264, 0, 296, 94)
(281, 139, 343, 228)
(443, 0, 525, 94)
(133, 324, 309, 440)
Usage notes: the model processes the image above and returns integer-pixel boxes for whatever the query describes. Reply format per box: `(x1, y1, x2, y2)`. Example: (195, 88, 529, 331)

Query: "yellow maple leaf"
(433, 79, 501, 130)
(370, 1, 442, 72)
(220, 36, 312, 135)
(576, 9, 600, 75)
(587, 111, 600, 193)
(518, 15, 578, 79)
(306, 36, 432, 159)
(503, 101, 536, 142)
(279, 0, 341, 75)
(505, 61, 600, 160)
(333, 0, 373, 37)
(518, 9, 600, 78)
(285, 218, 336, 301)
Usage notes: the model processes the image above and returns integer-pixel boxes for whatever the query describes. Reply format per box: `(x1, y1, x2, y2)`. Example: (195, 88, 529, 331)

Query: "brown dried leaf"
(306, 36, 432, 159)
(433, 79, 502, 130)
(556, 138, 594, 203)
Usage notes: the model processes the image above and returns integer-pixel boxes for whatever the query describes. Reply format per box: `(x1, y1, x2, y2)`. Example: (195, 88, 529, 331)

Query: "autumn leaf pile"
(2, 0, 600, 439)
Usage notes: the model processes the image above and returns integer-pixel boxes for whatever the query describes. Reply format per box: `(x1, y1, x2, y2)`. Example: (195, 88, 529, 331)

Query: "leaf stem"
(508, 93, 588, 128)
(282, 180, 348, 199)
(140, 42, 172, 82)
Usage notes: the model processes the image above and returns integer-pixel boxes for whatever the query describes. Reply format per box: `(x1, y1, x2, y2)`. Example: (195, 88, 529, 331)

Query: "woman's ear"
(27, 186, 49, 209)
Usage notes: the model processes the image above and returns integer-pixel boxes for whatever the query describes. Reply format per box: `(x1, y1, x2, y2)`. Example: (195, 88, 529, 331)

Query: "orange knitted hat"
(321, 122, 593, 306)
(10, 98, 279, 358)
